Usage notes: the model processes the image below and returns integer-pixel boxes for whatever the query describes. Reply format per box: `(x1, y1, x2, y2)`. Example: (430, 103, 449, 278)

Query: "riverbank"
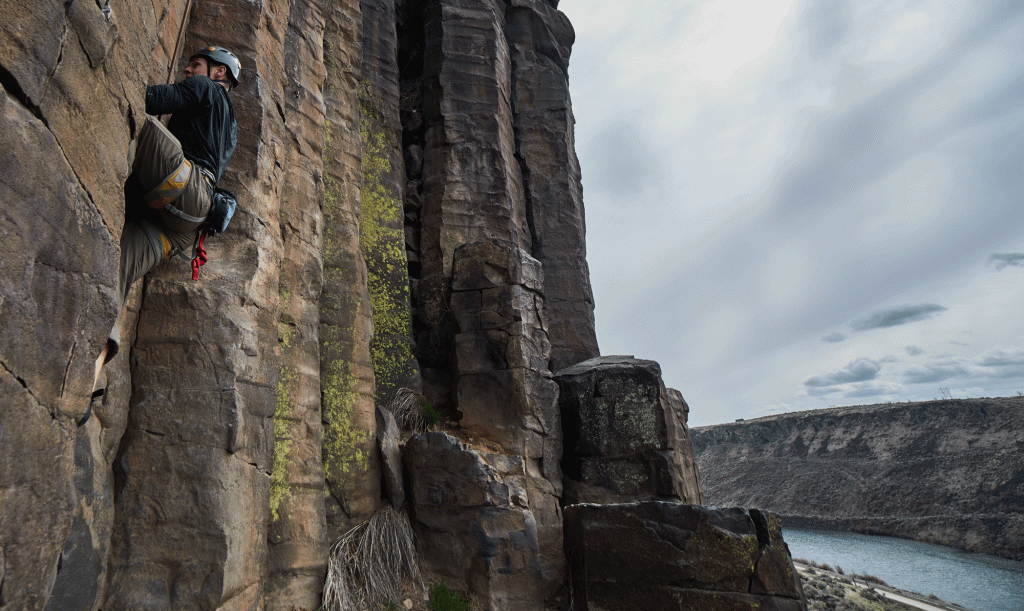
(795, 561, 972, 611)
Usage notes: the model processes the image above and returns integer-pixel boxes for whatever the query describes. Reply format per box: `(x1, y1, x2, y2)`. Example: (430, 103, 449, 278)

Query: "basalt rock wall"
(692, 398, 1024, 561)
(1, 1, 602, 610)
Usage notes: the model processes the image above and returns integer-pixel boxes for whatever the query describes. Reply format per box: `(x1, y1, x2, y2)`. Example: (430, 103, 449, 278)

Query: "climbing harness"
(189, 187, 237, 280)
(143, 158, 193, 209)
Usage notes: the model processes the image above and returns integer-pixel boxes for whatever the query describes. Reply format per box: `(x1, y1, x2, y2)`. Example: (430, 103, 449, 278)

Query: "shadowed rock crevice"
(0, 63, 49, 128)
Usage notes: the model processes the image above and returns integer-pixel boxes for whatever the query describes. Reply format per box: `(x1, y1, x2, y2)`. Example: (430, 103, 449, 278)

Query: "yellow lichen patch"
(321, 345, 368, 494)
(270, 365, 297, 523)
(320, 81, 375, 515)
(322, 120, 342, 262)
(358, 79, 415, 402)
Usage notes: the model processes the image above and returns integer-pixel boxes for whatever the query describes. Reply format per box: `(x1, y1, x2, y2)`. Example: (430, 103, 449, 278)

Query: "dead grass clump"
(323, 504, 423, 610)
(852, 572, 887, 586)
(388, 388, 429, 432)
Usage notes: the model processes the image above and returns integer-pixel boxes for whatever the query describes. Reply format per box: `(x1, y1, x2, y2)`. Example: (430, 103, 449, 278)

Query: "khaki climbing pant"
(107, 116, 213, 359)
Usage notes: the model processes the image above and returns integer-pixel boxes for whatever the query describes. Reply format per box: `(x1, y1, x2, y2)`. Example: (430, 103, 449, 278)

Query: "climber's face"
(184, 57, 228, 83)
(184, 57, 210, 79)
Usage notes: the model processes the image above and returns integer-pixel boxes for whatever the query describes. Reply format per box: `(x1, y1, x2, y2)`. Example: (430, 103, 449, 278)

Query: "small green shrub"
(422, 401, 441, 428)
(429, 583, 469, 611)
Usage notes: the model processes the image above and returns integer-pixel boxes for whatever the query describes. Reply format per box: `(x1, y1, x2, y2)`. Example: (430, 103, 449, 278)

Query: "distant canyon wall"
(692, 398, 1024, 561)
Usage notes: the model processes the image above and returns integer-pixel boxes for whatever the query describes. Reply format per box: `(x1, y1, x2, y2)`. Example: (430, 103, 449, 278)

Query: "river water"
(783, 528, 1024, 611)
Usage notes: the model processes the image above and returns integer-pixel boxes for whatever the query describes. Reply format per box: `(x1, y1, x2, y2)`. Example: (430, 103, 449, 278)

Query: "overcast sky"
(557, 0, 1024, 426)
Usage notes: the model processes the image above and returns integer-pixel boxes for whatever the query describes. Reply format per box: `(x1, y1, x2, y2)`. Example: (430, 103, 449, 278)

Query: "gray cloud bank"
(989, 253, 1024, 270)
(850, 304, 947, 331)
(804, 358, 881, 388)
(903, 360, 971, 385)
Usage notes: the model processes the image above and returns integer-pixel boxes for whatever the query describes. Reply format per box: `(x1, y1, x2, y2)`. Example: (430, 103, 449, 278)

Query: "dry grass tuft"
(388, 387, 429, 433)
(322, 504, 423, 610)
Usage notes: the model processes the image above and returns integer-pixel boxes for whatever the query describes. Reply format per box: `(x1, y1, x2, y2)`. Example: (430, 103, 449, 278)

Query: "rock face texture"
(405, 432, 544, 611)
(1, 1, 796, 610)
(1, 0, 596, 608)
(692, 398, 1024, 561)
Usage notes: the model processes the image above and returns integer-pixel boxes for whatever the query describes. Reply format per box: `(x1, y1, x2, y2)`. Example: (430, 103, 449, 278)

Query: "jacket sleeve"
(145, 77, 209, 115)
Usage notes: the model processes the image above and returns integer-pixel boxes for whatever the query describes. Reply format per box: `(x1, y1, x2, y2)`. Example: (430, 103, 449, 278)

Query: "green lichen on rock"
(322, 119, 343, 262)
(320, 336, 368, 507)
(614, 387, 660, 448)
(270, 364, 297, 523)
(320, 77, 377, 520)
(358, 79, 416, 403)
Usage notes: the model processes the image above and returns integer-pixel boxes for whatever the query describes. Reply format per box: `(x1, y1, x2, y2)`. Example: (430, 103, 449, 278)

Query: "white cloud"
(680, 0, 798, 83)
(841, 381, 901, 400)
(559, 0, 1024, 424)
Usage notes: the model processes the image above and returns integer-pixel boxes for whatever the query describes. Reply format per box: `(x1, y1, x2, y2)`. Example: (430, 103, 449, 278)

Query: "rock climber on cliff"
(83, 46, 240, 425)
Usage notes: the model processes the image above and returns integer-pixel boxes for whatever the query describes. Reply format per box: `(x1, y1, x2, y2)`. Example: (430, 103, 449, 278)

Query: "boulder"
(563, 502, 806, 611)
(556, 356, 703, 505)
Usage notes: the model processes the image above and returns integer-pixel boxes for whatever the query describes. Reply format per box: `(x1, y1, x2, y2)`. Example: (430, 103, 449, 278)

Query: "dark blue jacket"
(145, 75, 237, 183)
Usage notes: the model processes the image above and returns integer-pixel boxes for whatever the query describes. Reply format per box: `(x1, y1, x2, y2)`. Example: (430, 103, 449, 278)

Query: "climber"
(84, 46, 240, 425)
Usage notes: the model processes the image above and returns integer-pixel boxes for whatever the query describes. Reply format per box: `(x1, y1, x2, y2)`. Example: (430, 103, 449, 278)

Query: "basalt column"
(320, 0, 382, 534)
(360, 0, 421, 404)
(449, 241, 564, 596)
(418, 0, 531, 295)
(106, 1, 285, 608)
(268, 1, 330, 609)
(506, 0, 599, 371)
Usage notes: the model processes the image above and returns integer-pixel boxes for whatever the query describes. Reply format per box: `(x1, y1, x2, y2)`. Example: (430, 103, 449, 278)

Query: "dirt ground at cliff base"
(795, 562, 971, 611)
